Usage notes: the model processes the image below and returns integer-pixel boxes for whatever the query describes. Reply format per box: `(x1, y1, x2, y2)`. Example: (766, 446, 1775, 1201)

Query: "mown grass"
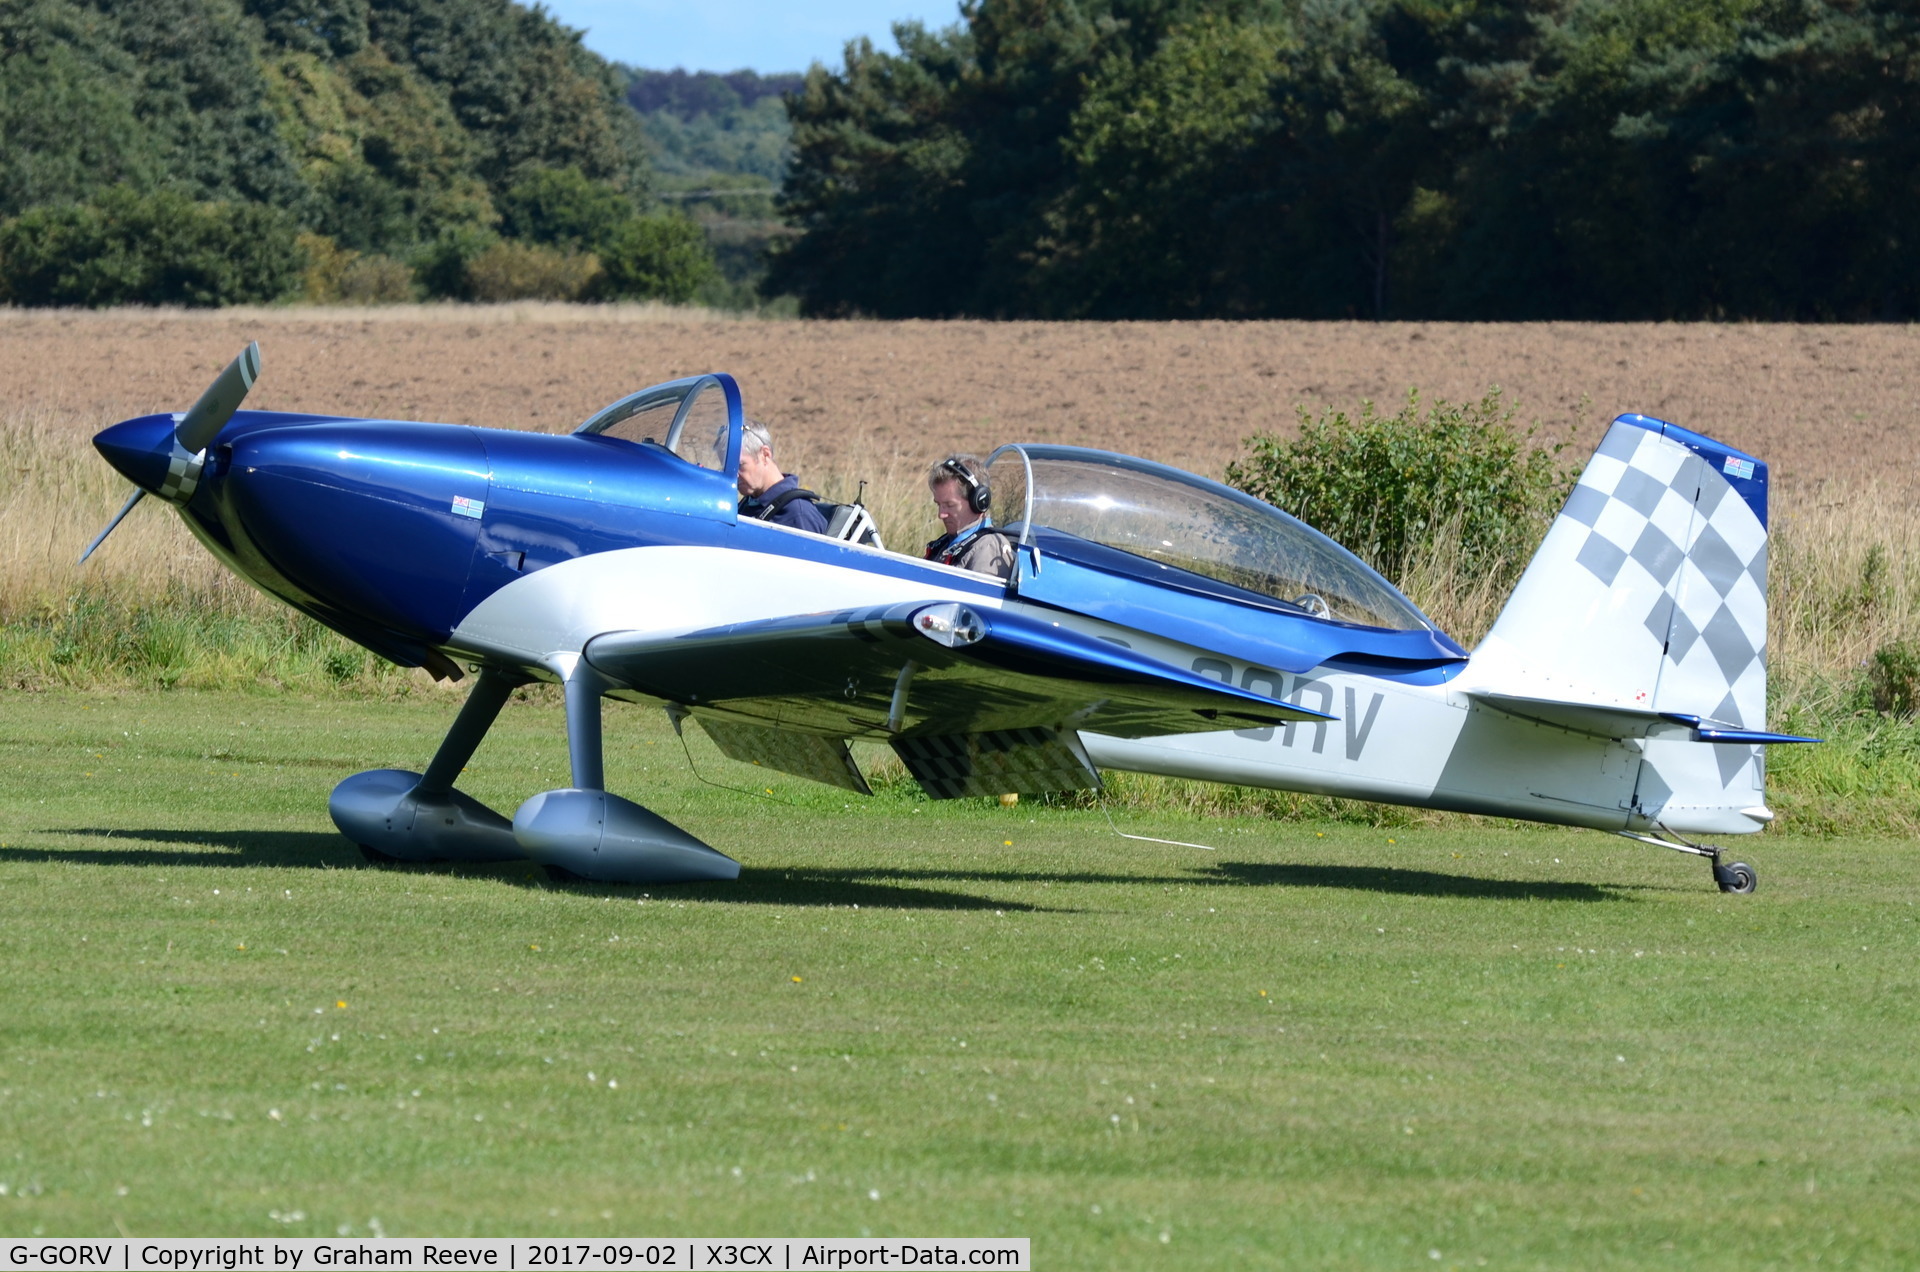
(0, 689, 1916, 1265)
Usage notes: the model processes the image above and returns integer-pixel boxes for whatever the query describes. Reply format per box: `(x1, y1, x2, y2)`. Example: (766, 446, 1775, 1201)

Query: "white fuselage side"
(444, 534, 1759, 837)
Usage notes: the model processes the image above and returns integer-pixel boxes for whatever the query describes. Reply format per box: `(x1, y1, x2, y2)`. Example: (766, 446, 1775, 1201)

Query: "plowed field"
(6, 305, 1913, 490)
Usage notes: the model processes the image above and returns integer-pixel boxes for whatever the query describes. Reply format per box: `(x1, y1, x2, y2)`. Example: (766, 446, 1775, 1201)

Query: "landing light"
(914, 603, 985, 648)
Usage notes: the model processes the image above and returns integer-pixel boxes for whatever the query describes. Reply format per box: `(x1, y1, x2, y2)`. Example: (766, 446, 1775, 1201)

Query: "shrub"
(299, 232, 353, 300)
(1868, 638, 1920, 717)
(498, 167, 635, 250)
(465, 240, 600, 301)
(1223, 389, 1577, 587)
(338, 254, 416, 303)
(299, 233, 416, 304)
(594, 212, 716, 303)
(0, 187, 303, 307)
(413, 225, 498, 300)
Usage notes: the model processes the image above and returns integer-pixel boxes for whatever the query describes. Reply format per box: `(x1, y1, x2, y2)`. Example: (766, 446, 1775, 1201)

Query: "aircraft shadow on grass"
(20, 828, 1046, 912)
(20, 829, 1619, 906)
(755, 861, 1620, 904)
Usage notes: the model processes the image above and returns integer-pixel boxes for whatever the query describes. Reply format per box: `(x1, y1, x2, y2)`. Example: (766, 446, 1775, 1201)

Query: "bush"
(498, 167, 635, 250)
(594, 212, 716, 302)
(337, 254, 415, 303)
(465, 240, 601, 301)
(300, 233, 416, 304)
(412, 225, 497, 301)
(1868, 639, 1920, 717)
(0, 187, 303, 307)
(1223, 389, 1577, 586)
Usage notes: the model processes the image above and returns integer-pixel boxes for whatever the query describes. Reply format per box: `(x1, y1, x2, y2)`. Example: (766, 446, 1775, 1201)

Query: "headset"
(940, 457, 991, 514)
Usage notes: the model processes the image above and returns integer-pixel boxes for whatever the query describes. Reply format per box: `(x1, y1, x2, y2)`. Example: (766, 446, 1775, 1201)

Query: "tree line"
(768, 0, 1920, 320)
(0, 0, 714, 305)
(619, 67, 802, 308)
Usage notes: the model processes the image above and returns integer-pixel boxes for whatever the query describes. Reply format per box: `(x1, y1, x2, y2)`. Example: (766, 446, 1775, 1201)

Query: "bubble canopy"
(985, 444, 1434, 633)
(573, 374, 741, 475)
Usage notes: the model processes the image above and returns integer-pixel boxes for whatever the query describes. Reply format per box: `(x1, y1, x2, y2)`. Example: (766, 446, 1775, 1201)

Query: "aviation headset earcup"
(944, 459, 991, 514)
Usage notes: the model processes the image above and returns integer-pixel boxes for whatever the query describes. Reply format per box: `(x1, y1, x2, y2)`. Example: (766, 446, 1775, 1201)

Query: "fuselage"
(92, 404, 1754, 838)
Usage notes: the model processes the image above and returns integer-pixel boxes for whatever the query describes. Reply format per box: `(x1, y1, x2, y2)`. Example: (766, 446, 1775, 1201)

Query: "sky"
(532, 1, 965, 74)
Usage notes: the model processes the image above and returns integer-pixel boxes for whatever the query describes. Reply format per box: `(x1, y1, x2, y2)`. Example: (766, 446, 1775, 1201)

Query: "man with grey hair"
(735, 418, 828, 534)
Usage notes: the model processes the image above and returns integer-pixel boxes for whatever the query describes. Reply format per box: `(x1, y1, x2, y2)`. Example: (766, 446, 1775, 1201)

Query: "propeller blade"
(78, 486, 147, 564)
(174, 340, 261, 454)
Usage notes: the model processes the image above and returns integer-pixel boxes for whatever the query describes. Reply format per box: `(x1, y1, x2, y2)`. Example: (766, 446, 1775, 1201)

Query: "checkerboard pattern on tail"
(1472, 413, 1771, 810)
(1568, 418, 1769, 730)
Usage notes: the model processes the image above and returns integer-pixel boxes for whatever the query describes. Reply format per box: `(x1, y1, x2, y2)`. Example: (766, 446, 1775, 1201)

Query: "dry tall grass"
(12, 392, 1920, 818)
(1770, 486, 1920, 680)
(0, 406, 248, 619)
(9, 403, 1917, 683)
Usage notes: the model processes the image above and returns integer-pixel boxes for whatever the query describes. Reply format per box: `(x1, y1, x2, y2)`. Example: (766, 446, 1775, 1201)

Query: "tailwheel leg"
(1615, 827, 1757, 894)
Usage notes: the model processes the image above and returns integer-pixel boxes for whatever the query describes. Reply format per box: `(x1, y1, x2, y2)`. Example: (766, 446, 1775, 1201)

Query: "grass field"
(2, 688, 1915, 1266)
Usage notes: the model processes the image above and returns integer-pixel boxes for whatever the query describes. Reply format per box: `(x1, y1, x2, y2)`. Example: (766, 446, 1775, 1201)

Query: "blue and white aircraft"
(85, 345, 1810, 891)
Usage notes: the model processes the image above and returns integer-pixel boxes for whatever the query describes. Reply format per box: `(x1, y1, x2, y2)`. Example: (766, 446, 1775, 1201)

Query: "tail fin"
(1469, 414, 1777, 831)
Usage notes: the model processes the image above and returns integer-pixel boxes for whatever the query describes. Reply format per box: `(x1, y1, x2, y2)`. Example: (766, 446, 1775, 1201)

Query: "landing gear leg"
(510, 662, 740, 885)
(417, 668, 520, 798)
(330, 667, 527, 865)
(1615, 827, 1757, 894)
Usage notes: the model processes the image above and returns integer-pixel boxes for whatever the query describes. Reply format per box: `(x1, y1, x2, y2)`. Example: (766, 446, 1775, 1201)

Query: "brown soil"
(6, 305, 1913, 490)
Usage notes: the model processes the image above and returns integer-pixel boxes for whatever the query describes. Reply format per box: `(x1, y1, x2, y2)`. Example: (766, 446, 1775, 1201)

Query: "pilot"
(925, 455, 1014, 580)
(736, 419, 829, 534)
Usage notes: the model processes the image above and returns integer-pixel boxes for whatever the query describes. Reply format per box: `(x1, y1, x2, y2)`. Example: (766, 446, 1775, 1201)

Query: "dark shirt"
(740, 474, 829, 534)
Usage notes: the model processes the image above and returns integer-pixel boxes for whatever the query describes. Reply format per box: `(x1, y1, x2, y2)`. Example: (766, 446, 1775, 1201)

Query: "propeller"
(77, 487, 149, 564)
(79, 341, 261, 564)
(176, 340, 262, 454)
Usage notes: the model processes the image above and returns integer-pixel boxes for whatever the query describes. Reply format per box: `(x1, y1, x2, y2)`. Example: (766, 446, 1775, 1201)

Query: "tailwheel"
(1713, 858, 1757, 894)
(1614, 828, 1759, 894)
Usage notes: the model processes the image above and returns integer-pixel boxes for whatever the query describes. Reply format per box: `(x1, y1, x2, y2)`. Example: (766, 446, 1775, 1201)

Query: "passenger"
(925, 454, 1014, 580)
(736, 419, 829, 534)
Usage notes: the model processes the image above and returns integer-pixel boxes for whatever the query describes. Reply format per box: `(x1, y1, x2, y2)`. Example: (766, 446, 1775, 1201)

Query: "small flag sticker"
(451, 495, 485, 519)
(1722, 456, 1755, 480)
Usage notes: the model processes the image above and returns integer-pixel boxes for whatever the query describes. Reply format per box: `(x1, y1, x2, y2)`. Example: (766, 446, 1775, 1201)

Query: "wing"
(585, 600, 1328, 740)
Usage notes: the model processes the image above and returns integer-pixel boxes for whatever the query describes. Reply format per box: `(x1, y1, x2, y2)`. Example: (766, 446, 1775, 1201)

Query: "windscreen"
(994, 446, 1432, 631)
(575, 382, 693, 445)
(574, 375, 737, 473)
(672, 380, 731, 471)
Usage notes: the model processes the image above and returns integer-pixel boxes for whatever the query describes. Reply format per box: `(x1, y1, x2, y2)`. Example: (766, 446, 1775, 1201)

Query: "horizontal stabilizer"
(1468, 691, 1816, 745)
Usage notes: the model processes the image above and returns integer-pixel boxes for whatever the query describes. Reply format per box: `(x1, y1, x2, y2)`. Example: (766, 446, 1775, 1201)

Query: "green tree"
(770, 0, 1920, 320)
(249, 0, 369, 58)
(498, 166, 635, 249)
(0, 186, 304, 306)
(97, 0, 313, 211)
(595, 212, 716, 302)
(0, 0, 669, 307)
(1047, 17, 1285, 315)
(0, 0, 162, 217)
(365, 0, 650, 193)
